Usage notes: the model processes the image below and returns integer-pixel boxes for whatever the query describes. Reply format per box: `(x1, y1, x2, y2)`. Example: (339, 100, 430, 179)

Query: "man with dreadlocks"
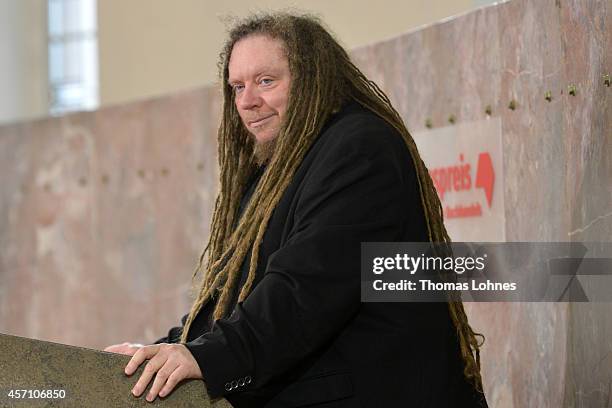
(106, 12, 487, 407)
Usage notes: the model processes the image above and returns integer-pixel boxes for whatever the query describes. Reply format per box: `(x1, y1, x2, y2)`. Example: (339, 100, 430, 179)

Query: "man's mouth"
(248, 115, 275, 127)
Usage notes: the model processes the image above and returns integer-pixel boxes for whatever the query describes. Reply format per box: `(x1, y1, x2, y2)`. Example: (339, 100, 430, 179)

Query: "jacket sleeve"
(185, 116, 417, 398)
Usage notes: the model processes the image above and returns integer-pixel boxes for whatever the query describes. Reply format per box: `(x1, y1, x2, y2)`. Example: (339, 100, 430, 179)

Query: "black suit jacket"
(158, 102, 487, 407)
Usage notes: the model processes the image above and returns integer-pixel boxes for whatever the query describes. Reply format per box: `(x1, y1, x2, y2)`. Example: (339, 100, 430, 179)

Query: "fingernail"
(146, 393, 154, 402)
(159, 391, 165, 397)
(132, 387, 138, 396)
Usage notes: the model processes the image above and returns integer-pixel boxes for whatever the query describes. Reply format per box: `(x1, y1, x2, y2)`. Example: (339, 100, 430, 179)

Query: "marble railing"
(0, 333, 231, 407)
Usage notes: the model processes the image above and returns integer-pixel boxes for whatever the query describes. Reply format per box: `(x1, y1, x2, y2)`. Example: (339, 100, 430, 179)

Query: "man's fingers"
(105, 343, 140, 356)
(104, 342, 130, 352)
(146, 363, 180, 402)
(126, 345, 165, 398)
(125, 345, 158, 375)
(124, 344, 201, 400)
(123, 347, 139, 356)
(159, 367, 185, 398)
(131, 354, 167, 397)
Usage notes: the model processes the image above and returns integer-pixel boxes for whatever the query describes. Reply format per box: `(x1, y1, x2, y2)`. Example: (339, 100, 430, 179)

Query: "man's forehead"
(228, 35, 288, 81)
(228, 62, 282, 79)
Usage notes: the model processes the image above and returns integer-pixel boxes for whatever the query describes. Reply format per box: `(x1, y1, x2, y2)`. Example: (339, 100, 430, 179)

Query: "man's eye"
(260, 78, 273, 86)
(232, 84, 244, 93)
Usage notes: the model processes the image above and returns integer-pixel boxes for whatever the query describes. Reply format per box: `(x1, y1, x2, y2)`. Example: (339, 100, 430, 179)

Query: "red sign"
(429, 152, 495, 219)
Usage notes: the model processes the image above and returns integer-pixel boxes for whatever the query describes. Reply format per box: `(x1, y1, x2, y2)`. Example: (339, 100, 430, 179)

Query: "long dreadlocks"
(179, 12, 484, 391)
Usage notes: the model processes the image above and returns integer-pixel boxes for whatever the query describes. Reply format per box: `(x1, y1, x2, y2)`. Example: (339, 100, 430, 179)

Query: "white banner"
(413, 118, 505, 242)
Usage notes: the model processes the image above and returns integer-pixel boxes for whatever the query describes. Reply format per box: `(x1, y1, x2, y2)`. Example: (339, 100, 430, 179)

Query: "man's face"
(228, 34, 291, 144)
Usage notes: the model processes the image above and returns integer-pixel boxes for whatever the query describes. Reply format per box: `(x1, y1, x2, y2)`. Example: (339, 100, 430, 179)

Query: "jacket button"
(239, 378, 246, 386)
(231, 380, 238, 389)
(224, 382, 232, 391)
(245, 376, 252, 384)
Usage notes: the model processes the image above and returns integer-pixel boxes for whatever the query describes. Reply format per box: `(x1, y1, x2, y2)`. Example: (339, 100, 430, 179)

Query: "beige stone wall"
(0, 0, 486, 124)
(97, 0, 475, 106)
(0, 0, 48, 125)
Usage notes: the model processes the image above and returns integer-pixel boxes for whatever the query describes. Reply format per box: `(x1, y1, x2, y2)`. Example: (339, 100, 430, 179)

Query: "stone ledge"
(0, 333, 232, 407)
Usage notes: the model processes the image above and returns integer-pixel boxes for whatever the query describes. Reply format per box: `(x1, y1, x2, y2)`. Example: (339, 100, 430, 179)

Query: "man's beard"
(252, 137, 278, 166)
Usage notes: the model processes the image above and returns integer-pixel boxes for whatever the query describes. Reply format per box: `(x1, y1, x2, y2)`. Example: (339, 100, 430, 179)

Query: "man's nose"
(238, 85, 262, 110)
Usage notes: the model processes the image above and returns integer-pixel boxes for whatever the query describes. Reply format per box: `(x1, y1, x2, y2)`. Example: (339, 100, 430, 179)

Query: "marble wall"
(351, 1, 610, 406)
(0, 0, 609, 406)
(0, 87, 222, 348)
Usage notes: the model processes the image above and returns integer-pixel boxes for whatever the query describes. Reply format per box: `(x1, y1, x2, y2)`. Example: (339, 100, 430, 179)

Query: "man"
(106, 13, 487, 407)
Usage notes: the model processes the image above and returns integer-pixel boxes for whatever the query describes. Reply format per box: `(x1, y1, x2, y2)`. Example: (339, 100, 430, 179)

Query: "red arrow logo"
(475, 153, 494, 208)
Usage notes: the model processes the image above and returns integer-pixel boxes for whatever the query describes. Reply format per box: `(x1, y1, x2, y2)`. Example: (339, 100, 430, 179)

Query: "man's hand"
(125, 343, 203, 402)
(104, 342, 144, 356)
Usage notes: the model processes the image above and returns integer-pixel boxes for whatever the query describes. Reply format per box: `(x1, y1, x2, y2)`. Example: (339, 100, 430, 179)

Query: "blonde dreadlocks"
(179, 12, 484, 391)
